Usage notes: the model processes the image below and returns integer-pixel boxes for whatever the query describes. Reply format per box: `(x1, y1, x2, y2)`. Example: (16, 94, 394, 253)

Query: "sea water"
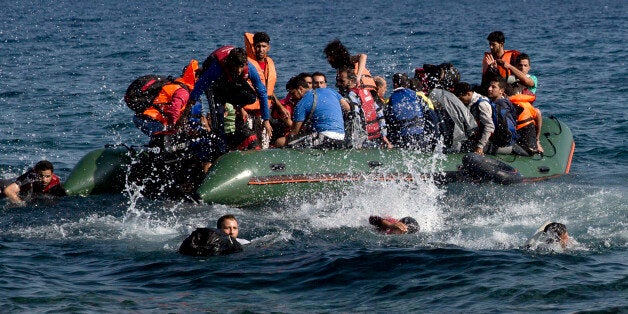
(0, 0, 626, 312)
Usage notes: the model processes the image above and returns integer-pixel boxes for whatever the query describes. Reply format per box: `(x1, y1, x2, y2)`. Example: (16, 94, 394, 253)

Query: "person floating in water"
(1, 160, 66, 206)
(178, 214, 249, 256)
(369, 215, 419, 234)
(525, 221, 570, 250)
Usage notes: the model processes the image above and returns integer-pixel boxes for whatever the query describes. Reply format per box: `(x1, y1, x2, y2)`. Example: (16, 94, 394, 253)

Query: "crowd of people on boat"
(3, 31, 543, 202)
(120, 30, 545, 180)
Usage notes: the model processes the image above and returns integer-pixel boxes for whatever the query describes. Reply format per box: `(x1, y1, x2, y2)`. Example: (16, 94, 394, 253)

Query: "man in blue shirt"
(275, 76, 350, 149)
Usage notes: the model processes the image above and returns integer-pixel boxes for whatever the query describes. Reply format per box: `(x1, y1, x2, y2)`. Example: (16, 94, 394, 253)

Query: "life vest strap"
(516, 117, 535, 126)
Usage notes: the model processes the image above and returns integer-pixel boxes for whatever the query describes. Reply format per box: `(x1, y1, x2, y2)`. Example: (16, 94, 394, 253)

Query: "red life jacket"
(211, 46, 249, 82)
(352, 87, 381, 140)
(42, 174, 61, 193)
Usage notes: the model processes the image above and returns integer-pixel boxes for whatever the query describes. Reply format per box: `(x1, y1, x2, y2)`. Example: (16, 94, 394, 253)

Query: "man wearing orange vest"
(481, 31, 520, 95)
(244, 32, 287, 148)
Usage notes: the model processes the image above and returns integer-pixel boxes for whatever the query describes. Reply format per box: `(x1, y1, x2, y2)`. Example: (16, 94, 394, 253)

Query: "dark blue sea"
(1, 0, 626, 312)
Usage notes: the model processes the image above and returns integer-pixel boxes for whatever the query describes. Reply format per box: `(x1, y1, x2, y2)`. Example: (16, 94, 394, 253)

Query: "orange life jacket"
(244, 32, 276, 112)
(509, 94, 538, 130)
(142, 83, 188, 126)
(176, 59, 199, 91)
(483, 50, 520, 78)
(353, 63, 377, 91)
(352, 87, 381, 140)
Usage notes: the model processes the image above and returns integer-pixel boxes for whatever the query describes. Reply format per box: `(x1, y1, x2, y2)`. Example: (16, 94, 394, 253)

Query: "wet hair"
(292, 75, 310, 89)
(516, 53, 530, 64)
(392, 73, 410, 88)
(324, 39, 352, 69)
(453, 81, 473, 97)
(34, 160, 54, 173)
(438, 63, 460, 90)
(543, 222, 567, 244)
(217, 214, 237, 229)
(312, 71, 327, 81)
(297, 72, 312, 80)
(225, 48, 248, 69)
(286, 76, 299, 91)
(420, 63, 460, 91)
(487, 31, 505, 43)
(409, 78, 423, 92)
(399, 217, 419, 234)
(253, 32, 270, 44)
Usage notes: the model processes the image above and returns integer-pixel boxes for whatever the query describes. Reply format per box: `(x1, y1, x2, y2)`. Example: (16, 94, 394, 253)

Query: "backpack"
(178, 228, 243, 256)
(490, 98, 518, 147)
(124, 75, 176, 114)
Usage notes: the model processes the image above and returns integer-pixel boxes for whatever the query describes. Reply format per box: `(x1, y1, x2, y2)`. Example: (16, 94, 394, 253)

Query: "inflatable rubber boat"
(64, 116, 574, 206)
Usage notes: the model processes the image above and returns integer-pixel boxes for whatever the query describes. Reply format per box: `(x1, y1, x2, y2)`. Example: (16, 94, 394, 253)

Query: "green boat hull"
(64, 116, 574, 205)
(64, 145, 132, 196)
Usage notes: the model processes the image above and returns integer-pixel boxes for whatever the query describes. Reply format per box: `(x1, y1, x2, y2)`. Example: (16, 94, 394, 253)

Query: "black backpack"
(178, 228, 243, 256)
(124, 75, 176, 114)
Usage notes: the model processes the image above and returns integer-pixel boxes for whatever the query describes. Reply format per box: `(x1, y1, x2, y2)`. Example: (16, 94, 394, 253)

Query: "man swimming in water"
(525, 221, 570, 249)
(178, 214, 248, 256)
(369, 215, 419, 234)
(1, 160, 66, 206)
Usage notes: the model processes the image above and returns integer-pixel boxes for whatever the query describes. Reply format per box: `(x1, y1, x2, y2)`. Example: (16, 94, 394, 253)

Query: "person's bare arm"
(3, 183, 25, 205)
(350, 53, 368, 82)
(289, 121, 303, 136)
(339, 98, 351, 112)
(499, 61, 535, 87)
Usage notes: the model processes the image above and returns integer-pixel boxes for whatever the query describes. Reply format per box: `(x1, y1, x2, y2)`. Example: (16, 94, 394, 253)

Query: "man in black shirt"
(1, 160, 66, 205)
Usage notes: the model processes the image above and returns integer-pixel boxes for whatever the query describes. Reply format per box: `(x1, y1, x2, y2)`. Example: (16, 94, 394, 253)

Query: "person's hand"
(486, 54, 497, 68)
(382, 137, 393, 149)
(474, 146, 484, 155)
(240, 108, 248, 122)
(263, 120, 273, 138)
(495, 59, 506, 67)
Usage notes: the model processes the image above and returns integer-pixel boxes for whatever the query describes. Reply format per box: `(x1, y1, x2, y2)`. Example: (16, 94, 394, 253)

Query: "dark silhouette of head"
(487, 31, 505, 44)
(399, 217, 419, 234)
(34, 160, 54, 173)
(324, 39, 352, 69)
